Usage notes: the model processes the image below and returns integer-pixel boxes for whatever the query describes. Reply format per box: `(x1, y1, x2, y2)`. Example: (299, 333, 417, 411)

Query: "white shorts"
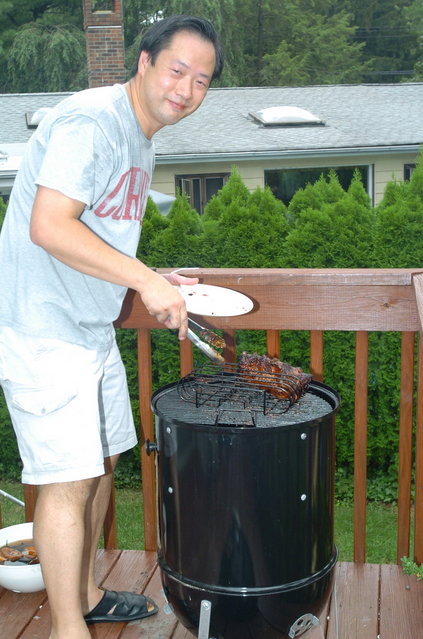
(0, 327, 137, 484)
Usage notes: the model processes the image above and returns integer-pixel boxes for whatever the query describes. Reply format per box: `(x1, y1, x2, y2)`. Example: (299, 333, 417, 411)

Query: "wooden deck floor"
(0, 551, 422, 639)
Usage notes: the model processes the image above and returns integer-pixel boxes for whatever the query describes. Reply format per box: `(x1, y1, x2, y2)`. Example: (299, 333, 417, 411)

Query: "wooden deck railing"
(15, 269, 423, 566)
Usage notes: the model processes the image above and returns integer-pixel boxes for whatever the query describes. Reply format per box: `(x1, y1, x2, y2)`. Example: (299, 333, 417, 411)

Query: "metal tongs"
(187, 317, 225, 363)
(170, 268, 225, 362)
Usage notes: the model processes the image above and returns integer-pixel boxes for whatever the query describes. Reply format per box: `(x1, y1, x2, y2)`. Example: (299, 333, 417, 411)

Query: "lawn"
(0, 480, 411, 565)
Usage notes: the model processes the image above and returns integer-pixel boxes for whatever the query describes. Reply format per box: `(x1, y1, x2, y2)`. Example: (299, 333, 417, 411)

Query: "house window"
(176, 173, 229, 214)
(265, 165, 370, 206)
(404, 164, 416, 181)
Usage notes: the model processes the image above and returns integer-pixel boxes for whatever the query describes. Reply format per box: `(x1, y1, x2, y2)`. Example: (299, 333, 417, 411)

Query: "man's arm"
(30, 185, 191, 338)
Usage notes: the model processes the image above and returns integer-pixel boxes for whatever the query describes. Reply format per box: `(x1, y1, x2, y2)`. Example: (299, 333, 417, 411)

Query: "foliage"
(401, 556, 423, 580)
(201, 185, 288, 268)
(137, 196, 170, 266)
(147, 193, 203, 268)
(283, 170, 374, 268)
(0, 0, 421, 91)
(405, 0, 423, 80)
(0, 0, 85, 92)
(334, 468, 403, 505)
(338, 0, 420, 82)
(115, 328, 140, 421)
(260, 9, 367, 86)
(7, 23, 87, 92)
(373, 154, 423, 269)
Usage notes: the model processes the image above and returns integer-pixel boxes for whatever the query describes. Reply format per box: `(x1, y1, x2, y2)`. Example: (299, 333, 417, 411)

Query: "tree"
(260, 10, 367, 86)
(201, 179, 288, 267)
(373, 153, 423, 269)
(7, 23, 87, 92)
(0, 0, 85, 92)
(283, 170, 374, 268)
(200, 168, 288, 268)
(137, 196, 170, 266)
(338, 0, 419, 82)
(0, 0, 420, 91)
(202, 167, 250, 221)
(146, 192, 203, 268)
(405, 0, 423, 80)
(231, 0, 370, 85)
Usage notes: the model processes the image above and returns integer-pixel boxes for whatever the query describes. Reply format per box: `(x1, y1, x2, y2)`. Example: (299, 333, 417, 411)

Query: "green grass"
(0, 480, 413, 564)
(334, 501, 415, 563)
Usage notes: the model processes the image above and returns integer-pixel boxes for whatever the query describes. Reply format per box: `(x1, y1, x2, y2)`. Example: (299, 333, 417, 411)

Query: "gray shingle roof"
(1, 83, 422, 159)
(153, 83, 423, 159)
(0, 92, 72, 143)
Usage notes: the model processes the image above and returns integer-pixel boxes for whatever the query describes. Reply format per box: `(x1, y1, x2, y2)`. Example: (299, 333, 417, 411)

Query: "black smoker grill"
(150, 363, 340, 639)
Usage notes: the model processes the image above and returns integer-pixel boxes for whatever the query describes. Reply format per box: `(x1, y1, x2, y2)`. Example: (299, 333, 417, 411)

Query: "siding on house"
(373, 154, 418, 203)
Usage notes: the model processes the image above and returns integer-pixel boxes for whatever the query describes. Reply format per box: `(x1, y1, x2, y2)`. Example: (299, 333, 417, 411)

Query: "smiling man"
(0, 15, 223, 639)
(131, 27, 218, 135)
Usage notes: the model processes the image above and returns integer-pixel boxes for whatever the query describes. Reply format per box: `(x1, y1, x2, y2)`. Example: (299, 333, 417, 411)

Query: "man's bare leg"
(34, 479, 96, 639)
(80, 454, 119, 615)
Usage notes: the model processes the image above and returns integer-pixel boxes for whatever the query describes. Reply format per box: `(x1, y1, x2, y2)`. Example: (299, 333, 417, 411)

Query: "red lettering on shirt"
(94, 168, 149, 220)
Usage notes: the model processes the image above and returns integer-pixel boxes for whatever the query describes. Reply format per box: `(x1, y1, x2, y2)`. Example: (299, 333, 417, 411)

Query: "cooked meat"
(0, 546, 23, 561)
(238, 352, 312, 402)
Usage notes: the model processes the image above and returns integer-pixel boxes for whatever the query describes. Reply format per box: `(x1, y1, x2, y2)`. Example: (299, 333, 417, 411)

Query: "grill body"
(151, 380, 339, 639)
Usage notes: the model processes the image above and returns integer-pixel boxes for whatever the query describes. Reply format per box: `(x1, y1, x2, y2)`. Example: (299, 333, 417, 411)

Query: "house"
(151, 81, 423, 211)
(1, 81, 422, 214)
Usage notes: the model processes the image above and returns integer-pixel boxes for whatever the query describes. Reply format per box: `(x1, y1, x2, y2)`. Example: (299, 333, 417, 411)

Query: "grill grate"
(177, 362, 312, 425)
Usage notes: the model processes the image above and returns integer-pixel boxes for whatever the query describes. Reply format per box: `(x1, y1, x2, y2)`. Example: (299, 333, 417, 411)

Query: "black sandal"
(84, 589, 158, 624)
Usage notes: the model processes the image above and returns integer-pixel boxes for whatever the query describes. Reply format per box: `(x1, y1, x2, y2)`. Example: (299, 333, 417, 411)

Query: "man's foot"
(83, 589, 158, 624)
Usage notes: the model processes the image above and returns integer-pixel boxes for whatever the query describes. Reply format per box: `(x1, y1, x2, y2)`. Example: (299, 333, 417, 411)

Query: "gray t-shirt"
(0, 84, 154, 349)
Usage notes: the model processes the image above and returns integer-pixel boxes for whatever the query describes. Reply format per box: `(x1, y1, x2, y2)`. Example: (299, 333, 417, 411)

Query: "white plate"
(177, 284, 254, 317)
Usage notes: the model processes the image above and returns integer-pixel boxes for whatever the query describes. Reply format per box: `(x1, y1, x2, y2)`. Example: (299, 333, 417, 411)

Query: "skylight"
(250, 106, 325, 127)
(25, 107, 52, 129)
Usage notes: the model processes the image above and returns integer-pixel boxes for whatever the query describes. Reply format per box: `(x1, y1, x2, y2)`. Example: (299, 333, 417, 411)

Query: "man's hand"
(140, 270, 199, 340)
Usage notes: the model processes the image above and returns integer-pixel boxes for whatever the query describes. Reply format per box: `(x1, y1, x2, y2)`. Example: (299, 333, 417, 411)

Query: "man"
(0, 15, 223, 639)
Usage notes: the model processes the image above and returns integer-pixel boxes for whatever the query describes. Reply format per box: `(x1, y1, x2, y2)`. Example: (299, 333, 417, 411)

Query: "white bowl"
(0, 522, 45, 593)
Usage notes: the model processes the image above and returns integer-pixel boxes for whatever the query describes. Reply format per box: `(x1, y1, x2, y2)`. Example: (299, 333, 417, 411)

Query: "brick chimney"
(82, 0, 126, 88)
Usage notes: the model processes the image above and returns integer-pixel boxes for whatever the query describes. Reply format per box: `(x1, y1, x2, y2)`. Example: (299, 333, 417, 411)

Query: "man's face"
(135, 30, 216, 138)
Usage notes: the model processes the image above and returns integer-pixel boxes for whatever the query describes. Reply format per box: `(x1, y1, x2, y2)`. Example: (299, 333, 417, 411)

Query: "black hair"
(130, 15, 224, 81)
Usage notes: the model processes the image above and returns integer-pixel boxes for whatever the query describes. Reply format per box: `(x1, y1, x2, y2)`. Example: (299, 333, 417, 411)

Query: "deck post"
(353, 331, 368, 563)
(137, 328, 158, 551)
(414, 337, 423, 564)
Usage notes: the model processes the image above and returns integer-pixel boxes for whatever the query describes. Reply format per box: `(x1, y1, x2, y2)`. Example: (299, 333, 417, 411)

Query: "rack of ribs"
(238, 352, 313, 402)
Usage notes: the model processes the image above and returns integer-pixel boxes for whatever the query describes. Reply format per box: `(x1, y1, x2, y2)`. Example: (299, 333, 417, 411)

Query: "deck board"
(1, 552, 422, 639)
(379, 564, 423, 639)
(326, 563, 380, 639)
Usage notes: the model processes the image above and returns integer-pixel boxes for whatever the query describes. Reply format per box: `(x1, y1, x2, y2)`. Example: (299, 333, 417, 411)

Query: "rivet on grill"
(168, 487, 174, 494)
(301, 494, 307, 501)
(301, 433, 307, 440)
(166, 426, 172, 434)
